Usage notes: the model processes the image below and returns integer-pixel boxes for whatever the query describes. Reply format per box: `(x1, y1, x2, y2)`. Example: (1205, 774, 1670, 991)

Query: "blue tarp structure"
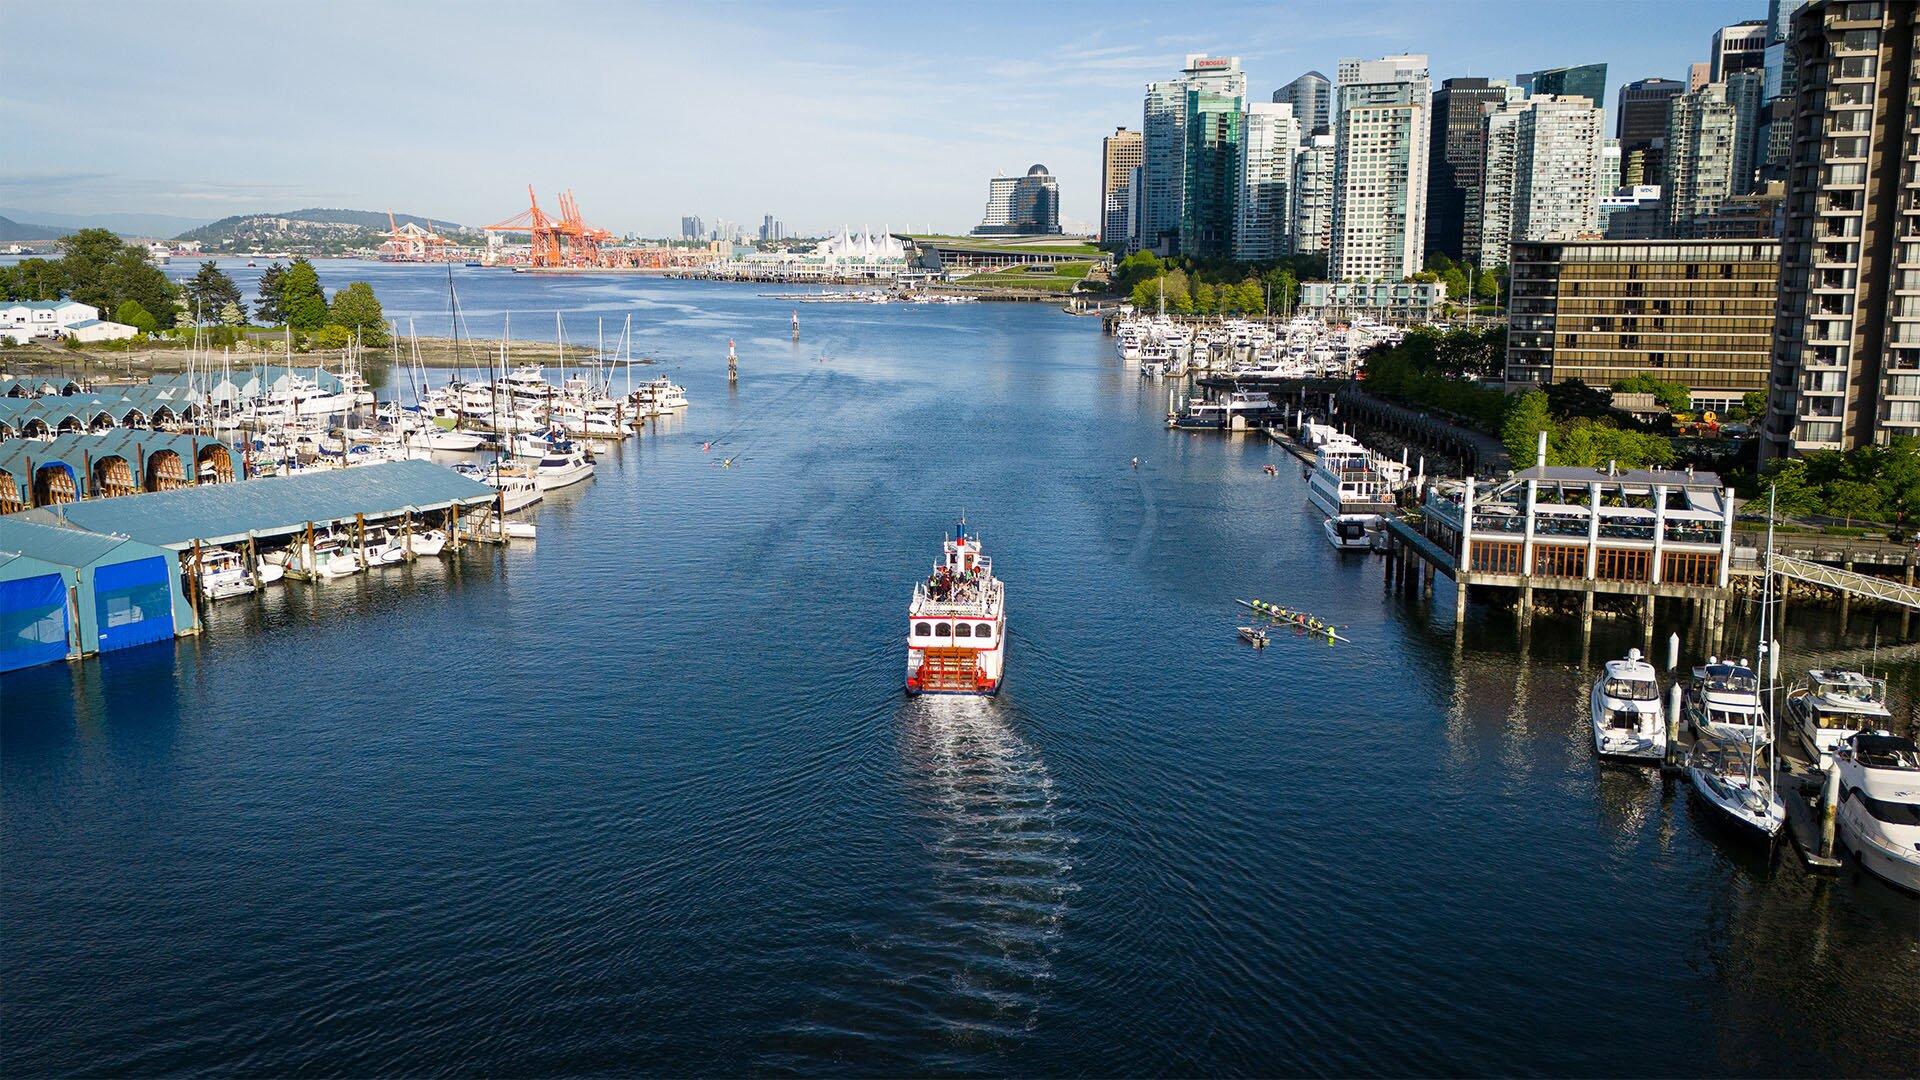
(0, 568, 68, 672)
(92, 555, 175, 652)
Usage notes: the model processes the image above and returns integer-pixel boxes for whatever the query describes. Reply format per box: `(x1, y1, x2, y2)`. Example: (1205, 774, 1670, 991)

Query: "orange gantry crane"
(483, 186, 616, 267)
(483, 185, 566, 266)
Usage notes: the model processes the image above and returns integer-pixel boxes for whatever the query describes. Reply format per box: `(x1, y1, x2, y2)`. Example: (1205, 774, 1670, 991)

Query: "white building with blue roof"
(2, 300, 137, 342)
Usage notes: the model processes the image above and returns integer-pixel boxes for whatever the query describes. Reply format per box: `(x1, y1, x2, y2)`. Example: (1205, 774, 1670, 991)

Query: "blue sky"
(3, 0, 1758, 237)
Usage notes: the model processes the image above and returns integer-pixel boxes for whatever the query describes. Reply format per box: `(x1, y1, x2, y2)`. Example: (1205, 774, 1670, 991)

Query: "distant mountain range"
(0, 215, 68, 242)
(172, 208, 478, 253)
(0, 206, 216, 238)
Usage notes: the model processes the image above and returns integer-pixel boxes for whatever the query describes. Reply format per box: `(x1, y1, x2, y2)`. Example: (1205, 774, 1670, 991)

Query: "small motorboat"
(195, 548, 256, 601)
(1237, 626, 1269, 648)
(1787, 669, 1892, 767)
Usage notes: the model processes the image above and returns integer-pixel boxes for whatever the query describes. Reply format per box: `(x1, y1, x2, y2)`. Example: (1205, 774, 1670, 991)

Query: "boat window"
(954, 623, 972, 638)
(1605, 677, 1658, 702)
(1846, 786, 1920, 826)
(935, 622, 952, 637)
(975, 625, 991, 642)
(915, 622, 931, 637)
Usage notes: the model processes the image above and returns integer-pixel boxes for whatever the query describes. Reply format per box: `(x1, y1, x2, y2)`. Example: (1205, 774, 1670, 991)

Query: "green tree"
(1611, 373, 1692, 413)
(1501, 390, 1553, 464)
(56, 228, 180, 329)
(1192, 280, 1217, 314)
(281, 258, 327, 330)
(114, 299, 158, 334)
(254, 262, 288, 324)
(1440, 266, 1468, 301)
(1476, 267, 1501, 306)
(220, 301, 246, 327)
(0, 257, 68, 301)
(327, 280, 389, 345)
(1824, 478, 1888, 522)
(313, 324, 352, 349)
(1114, 250, 1163, 295)
(184, 261, 243, 324)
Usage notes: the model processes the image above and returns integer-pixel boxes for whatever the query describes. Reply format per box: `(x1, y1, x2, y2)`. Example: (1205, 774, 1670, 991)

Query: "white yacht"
(1832, 731, 1920, 894)
(1686, 737, 1786, 841)
(272, 531, 363, 580)
(1307, 435, 1397, 549)
(1787, 670, 1892, 767)
(1169, 389, 1274, 431)
(456, 461, 543, 512)
(194, 548, 256, 601)
(1589, 649, 1667, 763)
(1684, 658, 1770, 745)
(522, 433, 595, 492)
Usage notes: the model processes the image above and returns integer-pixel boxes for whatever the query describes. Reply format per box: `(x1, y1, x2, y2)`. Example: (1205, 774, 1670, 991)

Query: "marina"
(5, 272, 1916, 1076)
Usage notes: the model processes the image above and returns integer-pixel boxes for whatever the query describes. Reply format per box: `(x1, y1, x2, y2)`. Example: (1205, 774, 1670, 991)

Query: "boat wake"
(878, 696, 1077, 1049)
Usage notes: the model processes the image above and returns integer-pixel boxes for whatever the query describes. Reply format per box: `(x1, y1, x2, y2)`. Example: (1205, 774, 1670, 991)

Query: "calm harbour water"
(4, 266, 1918, 1076)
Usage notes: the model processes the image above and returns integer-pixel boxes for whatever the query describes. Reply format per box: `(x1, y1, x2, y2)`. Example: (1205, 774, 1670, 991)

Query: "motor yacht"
(1832, 731, 1920, 894)
(1589, 648, 1667, 762)
(1684, 658, 1770, 745)
(194, 548, 256, 601)
(1787, 669, 1892, 767)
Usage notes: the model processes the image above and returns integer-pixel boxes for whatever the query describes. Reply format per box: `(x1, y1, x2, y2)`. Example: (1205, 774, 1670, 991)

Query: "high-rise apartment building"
(758, 215, 784, 243)
(1516, 63, 1608, 106)
(1291, 133, 1336, 258)
(680, 215, 705, 241)
(1330, 55, 1431, 281)
(972, 165, 1061, 235)
(1759, 2, 1811, 186)
(1272, 71, 1330, 135)
(1425, 77, 1511, 262)
(1764, 0, 1920, 456)
(1181, 74, 1246, 258)
(1711, 19, 1770, 80)
(1100, 127, 1143, 250)
(1506, 238, 1780, 411)
(1233, 102, 1299, 261)
(1662, 73, 1764, 236)
(1140, 55, 1244, 256)
(1479, 96, 1603, 269)
(1617, 77, 1686, 188)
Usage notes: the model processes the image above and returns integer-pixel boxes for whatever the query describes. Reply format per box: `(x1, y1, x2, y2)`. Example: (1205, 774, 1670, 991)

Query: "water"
(5, 270, 1918, 1076)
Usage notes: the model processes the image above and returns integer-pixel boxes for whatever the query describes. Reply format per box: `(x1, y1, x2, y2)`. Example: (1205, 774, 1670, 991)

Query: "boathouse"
(0, 516, 192, 671)
(19, 459, 498, 551)
(0, 432, 241, 514)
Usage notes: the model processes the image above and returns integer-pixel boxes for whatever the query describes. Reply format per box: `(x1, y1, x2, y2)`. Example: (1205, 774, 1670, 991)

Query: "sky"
(2, 0, 1760, 238)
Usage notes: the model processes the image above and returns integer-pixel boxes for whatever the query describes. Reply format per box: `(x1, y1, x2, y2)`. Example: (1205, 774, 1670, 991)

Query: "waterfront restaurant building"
(1505, 238, 1780, 414)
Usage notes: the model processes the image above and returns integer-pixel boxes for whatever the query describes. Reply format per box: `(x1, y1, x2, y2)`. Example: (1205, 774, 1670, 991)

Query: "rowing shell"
(1236, 599, 1351, 643)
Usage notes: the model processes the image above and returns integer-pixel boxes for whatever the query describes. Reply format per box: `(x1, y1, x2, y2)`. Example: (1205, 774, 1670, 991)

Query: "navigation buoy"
(727, 338, 738, 383)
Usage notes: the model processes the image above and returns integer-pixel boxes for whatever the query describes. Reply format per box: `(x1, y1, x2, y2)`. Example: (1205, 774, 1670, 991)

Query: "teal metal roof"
(0, 433, 238, 499)
(21, 460, 498, 548)
(0, 515, 147, 570)
(0, 549, 72, 583)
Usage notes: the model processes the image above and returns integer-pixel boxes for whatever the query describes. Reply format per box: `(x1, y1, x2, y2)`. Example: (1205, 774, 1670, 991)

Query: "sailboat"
(1687, 488, 1786, 842)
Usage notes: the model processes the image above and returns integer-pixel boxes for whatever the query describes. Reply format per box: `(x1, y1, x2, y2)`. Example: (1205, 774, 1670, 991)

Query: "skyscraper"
(1140, 55, 1244, 256)
(1710, 19, 1769, 80)
(1425, 77, 1510, 262)
(1291, 134, 1336, 258)
(1100, 127, 1143, 250)
(1616, 77, 1686, 186)
(1662, 72, 1764, 235)
(1764, 0, 1920, 455)
(1233, 102, 1299, 261)
(1181, 70, 1246, 258)
(972, 165, 1061, 235)
(1758, 1, 1810, 186)
(1516, 63, 1608, 106)
(1272, 71, 1330, 135)
(1477, 97, 1602, 269)
(680, 215, 704, 241)
(1330, 55, 1430, 282)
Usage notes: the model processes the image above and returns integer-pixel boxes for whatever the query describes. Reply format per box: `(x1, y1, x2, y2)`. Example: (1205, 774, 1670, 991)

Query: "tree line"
(1113, 251, 1324, 316)
(0, 229, 386, 348)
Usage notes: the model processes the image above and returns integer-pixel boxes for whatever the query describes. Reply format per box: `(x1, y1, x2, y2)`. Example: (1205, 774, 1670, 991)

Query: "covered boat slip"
(0, 518, 189, 672)
(18, 459, 501, 551)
